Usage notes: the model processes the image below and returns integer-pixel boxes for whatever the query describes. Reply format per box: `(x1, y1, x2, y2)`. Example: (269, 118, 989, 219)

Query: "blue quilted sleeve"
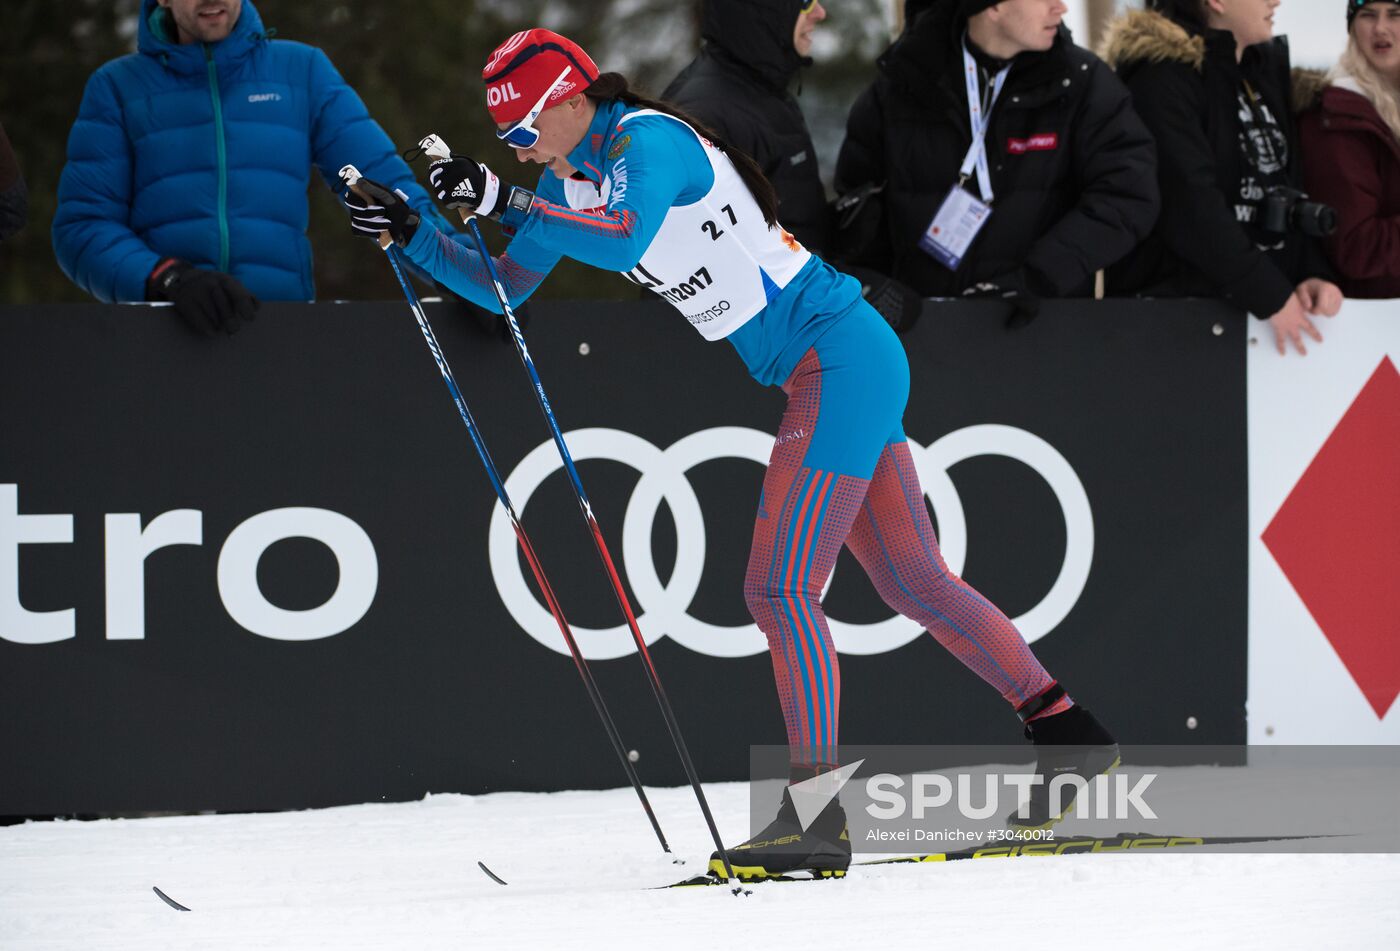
(305, 48, 455, 238)
(52, 67, 164, 303)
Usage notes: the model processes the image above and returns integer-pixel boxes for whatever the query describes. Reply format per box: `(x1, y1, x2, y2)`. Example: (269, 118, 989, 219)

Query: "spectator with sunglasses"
(340, 26, 1118, 886)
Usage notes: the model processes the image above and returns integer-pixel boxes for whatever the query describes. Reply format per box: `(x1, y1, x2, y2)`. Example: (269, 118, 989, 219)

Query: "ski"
(152, 885, 191, 911)
(860, 831, 1336, 864)
(661, 831, 1339, 888)
(663, 870, 838, 889)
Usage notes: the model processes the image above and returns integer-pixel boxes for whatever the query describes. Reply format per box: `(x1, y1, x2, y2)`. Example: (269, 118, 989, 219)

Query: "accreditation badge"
(917, 185, 993, 271)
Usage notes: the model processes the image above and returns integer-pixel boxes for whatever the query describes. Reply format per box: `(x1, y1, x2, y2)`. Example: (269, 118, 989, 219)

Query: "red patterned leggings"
(744, 306, 1071, 768)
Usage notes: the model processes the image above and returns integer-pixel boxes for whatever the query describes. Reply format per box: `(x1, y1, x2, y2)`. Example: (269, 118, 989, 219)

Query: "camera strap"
(1238, 80, 1286, 173)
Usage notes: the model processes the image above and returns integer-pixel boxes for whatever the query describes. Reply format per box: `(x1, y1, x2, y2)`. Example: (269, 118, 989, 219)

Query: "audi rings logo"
(488, 426, 1093, 660)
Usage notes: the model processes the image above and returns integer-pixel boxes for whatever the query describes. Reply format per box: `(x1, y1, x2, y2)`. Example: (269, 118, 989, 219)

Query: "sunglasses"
(800, 0, 819, 13)
(496, 67, 573, 150)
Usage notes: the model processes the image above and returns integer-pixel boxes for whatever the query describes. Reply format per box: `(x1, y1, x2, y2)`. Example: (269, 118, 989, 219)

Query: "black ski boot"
(1007, 690, 1120, 830)
(709, 787, 850, 881)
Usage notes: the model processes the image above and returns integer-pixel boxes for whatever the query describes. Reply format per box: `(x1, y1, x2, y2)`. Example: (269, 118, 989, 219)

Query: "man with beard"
(53, 0, 450, 335)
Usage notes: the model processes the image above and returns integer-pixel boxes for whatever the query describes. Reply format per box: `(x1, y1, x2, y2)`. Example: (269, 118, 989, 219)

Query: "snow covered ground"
(3, 781, 1398, 951)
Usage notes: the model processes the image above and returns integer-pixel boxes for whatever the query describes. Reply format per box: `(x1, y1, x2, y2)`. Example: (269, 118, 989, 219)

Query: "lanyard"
(960, 41, 1011, 203)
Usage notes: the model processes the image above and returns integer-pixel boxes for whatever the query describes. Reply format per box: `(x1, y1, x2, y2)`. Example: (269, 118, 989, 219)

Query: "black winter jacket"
(0, 120, 25, 241)
(662, 0, 833, 254)
(834, 2, 1158, 298)
(1101, 10, 1330, 317)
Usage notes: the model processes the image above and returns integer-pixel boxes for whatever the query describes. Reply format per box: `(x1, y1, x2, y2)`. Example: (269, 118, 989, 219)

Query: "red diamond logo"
(1262, 357, 1400, 719)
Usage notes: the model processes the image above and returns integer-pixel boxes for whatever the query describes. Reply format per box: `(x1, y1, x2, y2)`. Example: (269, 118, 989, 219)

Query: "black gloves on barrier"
(846, 266, 923, 334)
(962, 276, 1043, 330)
(342, 177, 420, 248)
(146, 259, 259, 336)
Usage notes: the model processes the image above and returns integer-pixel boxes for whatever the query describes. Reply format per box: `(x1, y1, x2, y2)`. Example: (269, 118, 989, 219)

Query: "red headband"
(483, 29, 600, 125)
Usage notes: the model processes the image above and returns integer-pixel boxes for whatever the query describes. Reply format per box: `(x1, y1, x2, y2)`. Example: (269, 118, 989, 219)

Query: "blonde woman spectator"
(1299, 0, 1400, 298)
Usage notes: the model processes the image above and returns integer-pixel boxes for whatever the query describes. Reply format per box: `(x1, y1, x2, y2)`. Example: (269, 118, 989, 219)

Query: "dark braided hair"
(583, 72, 781, 229)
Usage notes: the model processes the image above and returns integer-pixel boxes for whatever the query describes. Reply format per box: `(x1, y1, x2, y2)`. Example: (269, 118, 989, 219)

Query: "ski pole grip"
(418, 134, 475, 224)
(418, 134, 452, 161)
(338, 163, 392, 250)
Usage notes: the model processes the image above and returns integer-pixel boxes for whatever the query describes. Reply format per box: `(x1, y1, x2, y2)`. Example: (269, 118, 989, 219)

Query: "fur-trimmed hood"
(1291, 68, 1383, 120)
(1301, 70, 1397, 139)
(1098, 9, 1205, 72)
(1292, 67, 1330, 113)
(1099, 7, 1292, 87)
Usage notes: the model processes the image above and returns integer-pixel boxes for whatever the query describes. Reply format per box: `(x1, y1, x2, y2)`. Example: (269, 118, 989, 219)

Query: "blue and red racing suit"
(400, 98, 1071, 770)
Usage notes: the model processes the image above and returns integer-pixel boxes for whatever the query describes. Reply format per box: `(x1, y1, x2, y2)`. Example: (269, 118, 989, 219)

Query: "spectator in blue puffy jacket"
(52, 0, 451, 335)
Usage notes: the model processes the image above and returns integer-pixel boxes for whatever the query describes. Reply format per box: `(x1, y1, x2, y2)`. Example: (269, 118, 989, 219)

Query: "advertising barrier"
(3, 298, 1253, 813)
(1247, 299, 1400, 742)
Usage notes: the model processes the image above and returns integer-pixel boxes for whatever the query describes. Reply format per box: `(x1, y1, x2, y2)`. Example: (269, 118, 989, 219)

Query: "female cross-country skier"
(340, 25, 1117, 882)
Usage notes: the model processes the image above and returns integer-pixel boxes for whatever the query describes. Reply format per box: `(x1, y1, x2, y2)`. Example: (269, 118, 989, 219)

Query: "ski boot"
(709, 785, 850, 882)
(1007, 687, 1121, 830)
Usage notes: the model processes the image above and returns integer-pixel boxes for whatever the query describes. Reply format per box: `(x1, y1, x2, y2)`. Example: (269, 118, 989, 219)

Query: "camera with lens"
(1260, 186, 1337, 238)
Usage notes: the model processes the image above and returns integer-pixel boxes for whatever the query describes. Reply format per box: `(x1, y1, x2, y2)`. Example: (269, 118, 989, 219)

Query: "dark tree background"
(0, 0, 892, 305)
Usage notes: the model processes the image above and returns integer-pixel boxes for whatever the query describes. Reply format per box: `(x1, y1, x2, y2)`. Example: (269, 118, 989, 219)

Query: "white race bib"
(564, 110, 812, 341)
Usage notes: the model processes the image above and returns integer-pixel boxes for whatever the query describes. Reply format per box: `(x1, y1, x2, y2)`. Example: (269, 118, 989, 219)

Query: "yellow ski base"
(707, 859, 847, 882)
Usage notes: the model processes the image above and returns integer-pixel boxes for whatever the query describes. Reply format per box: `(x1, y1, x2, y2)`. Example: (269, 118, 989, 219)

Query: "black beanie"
(1349, 0, 1400, 27)
(962, 0, 1000, 16)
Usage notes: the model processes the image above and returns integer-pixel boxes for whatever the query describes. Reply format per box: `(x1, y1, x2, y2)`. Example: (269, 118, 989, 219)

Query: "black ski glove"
(146, 259, 259, 336)
(846, 266, 923, 334)
(962, 277, 1042, 330)
(428, 154, 533, 224)
(341, 176, 420, 248)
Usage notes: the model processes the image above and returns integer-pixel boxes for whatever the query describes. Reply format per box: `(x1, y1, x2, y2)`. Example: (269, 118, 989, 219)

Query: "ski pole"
(412, 136, 740, 888)
(339, 165, 674, 858)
